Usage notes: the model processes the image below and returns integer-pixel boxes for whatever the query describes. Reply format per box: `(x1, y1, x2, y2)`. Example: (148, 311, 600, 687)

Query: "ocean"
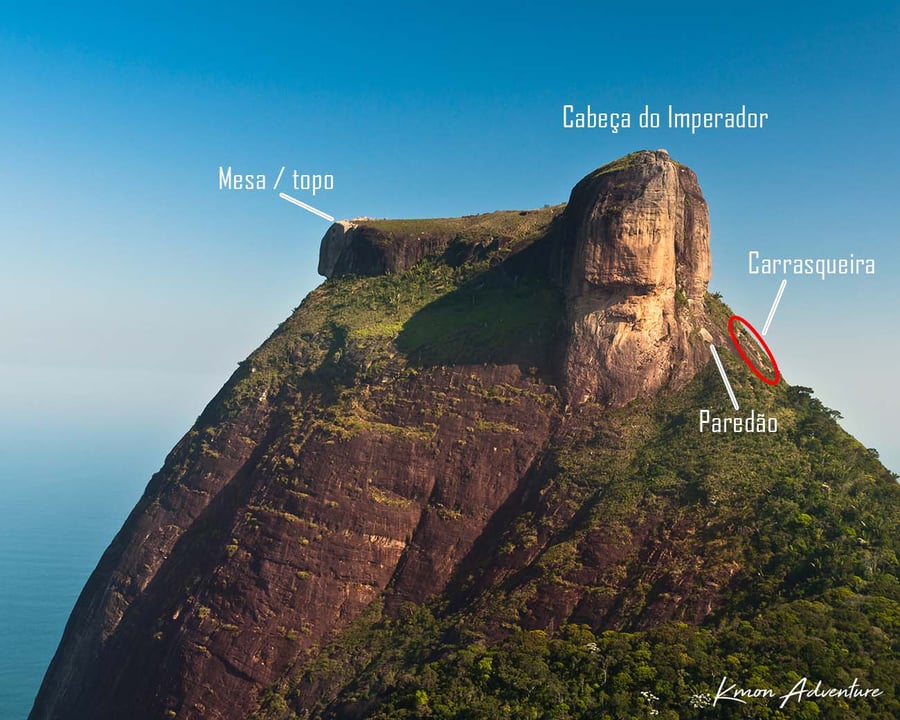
(0, 424, 178, 719)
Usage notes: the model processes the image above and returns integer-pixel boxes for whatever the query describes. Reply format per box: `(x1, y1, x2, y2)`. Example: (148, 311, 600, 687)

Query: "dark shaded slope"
(31, 203, 567, 720)
(258, 341, 899, 720)
(31, 152, 898, 720)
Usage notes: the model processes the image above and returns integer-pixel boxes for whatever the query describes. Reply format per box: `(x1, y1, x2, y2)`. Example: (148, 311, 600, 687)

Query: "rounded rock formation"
(561, 150, 715, 406)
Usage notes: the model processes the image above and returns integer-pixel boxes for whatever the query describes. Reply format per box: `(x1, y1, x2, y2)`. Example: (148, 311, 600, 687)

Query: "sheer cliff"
(31, 152, 899, 720)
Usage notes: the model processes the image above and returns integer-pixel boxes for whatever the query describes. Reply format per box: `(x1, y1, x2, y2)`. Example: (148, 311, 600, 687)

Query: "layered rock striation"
(560, 150, 715, 406)
(32, 152, 733, 720)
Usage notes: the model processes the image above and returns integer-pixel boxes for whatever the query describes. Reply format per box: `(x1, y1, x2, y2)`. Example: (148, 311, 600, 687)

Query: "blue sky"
(1, 1, 898, 470)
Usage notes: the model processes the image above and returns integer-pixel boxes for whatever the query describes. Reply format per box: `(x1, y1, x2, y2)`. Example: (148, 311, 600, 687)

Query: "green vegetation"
(207, 216, 562, 428)
(183, 203, 896, 720)
(362, 205, 564, 242)
(592, 152, 644, 176)
(303, 603, 896, 719)
(370, 487, 414, 508)
(248, 307, 899, 718)
(189, 207, 566, 497)
(397, 267, 562, 366)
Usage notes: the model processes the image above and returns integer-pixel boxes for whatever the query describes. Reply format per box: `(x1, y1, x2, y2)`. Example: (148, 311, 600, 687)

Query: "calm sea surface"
(0, 427, 174, 719)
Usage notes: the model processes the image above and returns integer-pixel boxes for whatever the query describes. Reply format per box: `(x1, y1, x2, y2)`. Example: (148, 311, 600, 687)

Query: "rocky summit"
(559, 151, 714, 406)
(31, 152, 899, 720)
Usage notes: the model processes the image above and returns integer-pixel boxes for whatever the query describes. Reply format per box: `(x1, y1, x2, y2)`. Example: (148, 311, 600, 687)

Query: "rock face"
(29, 153, 735, 720)
(317, 221, 446, 277)
(561, 150, 714, 406)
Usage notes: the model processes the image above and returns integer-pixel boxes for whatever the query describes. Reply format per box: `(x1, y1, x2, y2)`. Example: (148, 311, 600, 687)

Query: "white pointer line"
(710, 344, 740, 411)
(761, 279, 787, 336)
(279, 192, 335, 222)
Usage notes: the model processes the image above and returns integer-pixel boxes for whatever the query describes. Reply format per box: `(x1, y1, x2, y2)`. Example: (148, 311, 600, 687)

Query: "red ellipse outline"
(727, 315, 781, 386)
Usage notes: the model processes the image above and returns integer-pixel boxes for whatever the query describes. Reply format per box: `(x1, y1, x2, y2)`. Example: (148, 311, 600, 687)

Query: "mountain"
(31, 151, 899, 720)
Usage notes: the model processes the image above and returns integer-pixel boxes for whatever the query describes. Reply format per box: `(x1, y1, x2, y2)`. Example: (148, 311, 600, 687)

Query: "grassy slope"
(223, 212, 899, 720)
(360, 205, 564, 241)
(254, 342, 898, 720)
(208, 206, 564, 426)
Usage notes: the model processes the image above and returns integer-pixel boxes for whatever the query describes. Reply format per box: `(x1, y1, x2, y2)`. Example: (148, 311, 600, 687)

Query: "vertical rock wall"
(562, 150, 714, 406)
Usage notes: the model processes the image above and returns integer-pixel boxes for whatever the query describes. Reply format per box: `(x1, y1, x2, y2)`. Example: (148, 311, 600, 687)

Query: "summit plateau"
(31, 152, 899, 720)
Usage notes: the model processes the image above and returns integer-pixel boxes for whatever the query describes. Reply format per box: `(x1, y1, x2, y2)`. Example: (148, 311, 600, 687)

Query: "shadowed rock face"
(29, 152, 726, 720)
(561, 150, 714, 406)
(318, 221, 452, 278)
(319, 151, 719, 407)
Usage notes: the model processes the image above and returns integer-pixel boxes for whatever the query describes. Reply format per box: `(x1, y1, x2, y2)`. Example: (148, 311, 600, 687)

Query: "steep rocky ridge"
(30, 152, 898, 720)
(318, 207, 563, 279)
(560, 151, 714, 406)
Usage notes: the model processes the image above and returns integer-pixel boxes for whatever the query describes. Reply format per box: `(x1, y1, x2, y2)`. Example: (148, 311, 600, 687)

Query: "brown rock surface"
(318, 220, 502, 278)
(561, 150, 717, 406)
(317, 221, 455, 277)
(30, 152, 730, 720)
